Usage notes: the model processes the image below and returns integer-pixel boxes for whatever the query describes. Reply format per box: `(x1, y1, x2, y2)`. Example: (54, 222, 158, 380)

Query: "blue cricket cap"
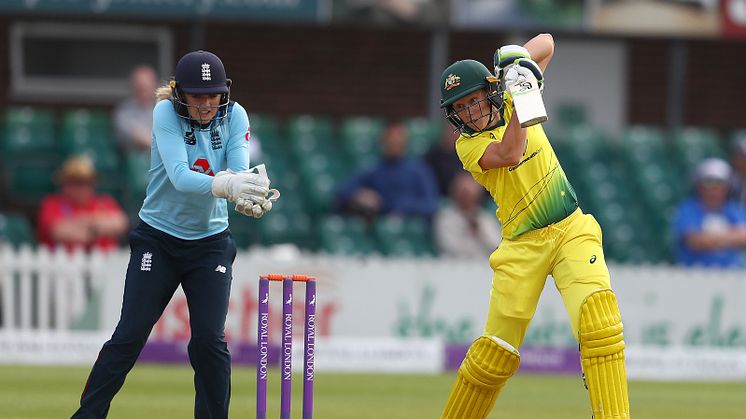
(174, 50, 229, 95)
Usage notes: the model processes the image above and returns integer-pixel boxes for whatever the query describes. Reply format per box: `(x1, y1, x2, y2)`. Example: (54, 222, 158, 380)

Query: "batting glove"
(494, 45, 531, 78)
(504, 58, 544, 92)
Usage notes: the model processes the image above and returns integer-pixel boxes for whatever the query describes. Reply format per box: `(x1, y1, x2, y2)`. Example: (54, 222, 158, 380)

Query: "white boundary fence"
(1, 246, 746, 380)
(0, 245, 119, 331)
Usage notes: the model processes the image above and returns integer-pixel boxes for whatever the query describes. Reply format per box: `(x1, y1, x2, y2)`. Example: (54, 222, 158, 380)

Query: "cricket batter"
(72, 50, 277, 419)
(439, 34, 630, 418)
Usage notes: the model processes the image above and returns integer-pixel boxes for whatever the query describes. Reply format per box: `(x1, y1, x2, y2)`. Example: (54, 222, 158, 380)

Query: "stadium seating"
(6, 159, 58, 204)
(254, 190, 314, 248)
(287, 115, 336, 158)
(340, 116, 384, 169)
(248, 114, 280, 139)
(555, 102, 587, 129)
(60, 109, 112, 155)
(60, 109, 125, 202)
(621, 126, 682, 208)
(2, 107, 56, 157)
(319, 215, 376, 255)
(248, 113, 284, 157)
(0, 212, 34, 247)
(124, 153, 150, 213)
(3, 105, 736, 263)
(404, 117, 440, 156)
(728, 130, 746, 149)
(374, 216, 434, 257)
(670, 127, 725, 175)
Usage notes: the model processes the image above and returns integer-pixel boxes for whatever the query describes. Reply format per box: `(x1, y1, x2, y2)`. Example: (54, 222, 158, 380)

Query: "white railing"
(2, 247, 746, 379)
(2, 246, 746, 347)
(0, 245, 114, 331)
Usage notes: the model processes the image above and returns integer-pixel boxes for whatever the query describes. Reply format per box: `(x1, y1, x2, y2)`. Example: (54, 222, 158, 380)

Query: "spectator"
(37, 155, 128, 251)
(730, 136, 746, 208)
(435, 173, 501, 258)
(425, 123, 465, 197)
(335, 122, 438, 220)
(674, 158, 746, 268)
(113, 65, 157, 153)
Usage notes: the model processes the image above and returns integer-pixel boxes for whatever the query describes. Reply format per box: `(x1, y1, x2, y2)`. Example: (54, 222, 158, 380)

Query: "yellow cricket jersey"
(456, 97, 578, 239)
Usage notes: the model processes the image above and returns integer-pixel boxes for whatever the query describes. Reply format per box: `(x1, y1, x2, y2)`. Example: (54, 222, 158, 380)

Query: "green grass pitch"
(1, 364, 745, 418)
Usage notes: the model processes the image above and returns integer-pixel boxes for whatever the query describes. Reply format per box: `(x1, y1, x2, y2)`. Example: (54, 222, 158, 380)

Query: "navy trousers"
(72, 222, 237, 419)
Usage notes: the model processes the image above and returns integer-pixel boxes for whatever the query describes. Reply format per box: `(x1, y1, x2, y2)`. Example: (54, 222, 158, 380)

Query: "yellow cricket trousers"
(484, 208, 612, 349)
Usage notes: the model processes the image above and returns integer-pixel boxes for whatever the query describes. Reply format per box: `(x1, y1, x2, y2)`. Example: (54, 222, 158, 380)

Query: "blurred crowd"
(0, 65, 502, 260)
(1, 66, 746, 267)
(673, 145, 746, 268)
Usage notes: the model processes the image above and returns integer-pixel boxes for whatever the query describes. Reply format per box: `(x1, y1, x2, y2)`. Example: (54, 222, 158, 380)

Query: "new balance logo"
(140, 252, 152, 271)
(215, 265, 227, 274)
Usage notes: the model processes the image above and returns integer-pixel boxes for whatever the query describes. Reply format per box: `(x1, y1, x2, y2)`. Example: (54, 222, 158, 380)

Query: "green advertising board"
(0, 0, 323, 22)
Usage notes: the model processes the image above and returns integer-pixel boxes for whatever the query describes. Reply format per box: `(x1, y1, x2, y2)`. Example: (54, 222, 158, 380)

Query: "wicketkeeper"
(72, 50, 278, 419)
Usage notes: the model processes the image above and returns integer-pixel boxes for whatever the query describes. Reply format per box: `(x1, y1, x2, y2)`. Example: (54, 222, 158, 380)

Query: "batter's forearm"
(524, 33, 554, 73)
(478, 117, 526, 170)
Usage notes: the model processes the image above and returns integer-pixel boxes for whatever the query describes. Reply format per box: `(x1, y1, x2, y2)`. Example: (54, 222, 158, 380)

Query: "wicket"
(257, 274, 316, 419)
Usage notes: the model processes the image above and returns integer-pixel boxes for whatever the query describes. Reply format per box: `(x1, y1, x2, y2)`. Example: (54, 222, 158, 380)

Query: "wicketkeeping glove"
(233, 164, 280, 218)
(493, 45, 531, 78)
(211, 169, 269, 204)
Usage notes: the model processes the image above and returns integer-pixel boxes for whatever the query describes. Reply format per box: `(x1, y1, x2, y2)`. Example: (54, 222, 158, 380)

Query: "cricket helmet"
(170, 50, 232, 127)
(439, 60, 503, 135)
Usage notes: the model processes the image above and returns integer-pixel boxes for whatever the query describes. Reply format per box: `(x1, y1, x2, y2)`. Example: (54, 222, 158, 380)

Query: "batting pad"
(441, 336, 520, 419)
(579, 289, 630, 419)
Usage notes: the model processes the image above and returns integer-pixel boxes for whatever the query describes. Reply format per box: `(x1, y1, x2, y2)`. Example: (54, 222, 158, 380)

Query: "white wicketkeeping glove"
(211, 169, 269, 205)
(233, 164, 281, 218)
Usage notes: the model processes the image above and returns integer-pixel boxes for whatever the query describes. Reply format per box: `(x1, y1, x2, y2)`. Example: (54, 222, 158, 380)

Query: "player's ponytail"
(154, 84, 173, 102)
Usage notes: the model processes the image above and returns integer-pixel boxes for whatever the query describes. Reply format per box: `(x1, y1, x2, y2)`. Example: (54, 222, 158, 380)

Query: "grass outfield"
(1, 364, 745, 418)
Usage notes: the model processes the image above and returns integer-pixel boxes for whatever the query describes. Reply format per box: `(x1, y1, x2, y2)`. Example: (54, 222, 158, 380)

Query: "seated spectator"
(425, 123, 466, 197)
(731, 136, 746, 208)
(435, 173, 501, 258)
(335, 122, 438, 220)
(113, 65, 157, 153)
(37, 155, 128, 251)
(674, 158, 746, 268)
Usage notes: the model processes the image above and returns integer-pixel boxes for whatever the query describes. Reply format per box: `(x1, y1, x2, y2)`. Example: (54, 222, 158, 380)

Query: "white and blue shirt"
(139, 100, 250, 239)
(674, 196, 746, 268)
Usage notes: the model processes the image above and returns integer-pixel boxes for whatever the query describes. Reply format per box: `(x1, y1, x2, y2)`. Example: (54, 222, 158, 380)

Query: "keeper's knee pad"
(441, 335, 520, 419)
(579, 289, 630, 419)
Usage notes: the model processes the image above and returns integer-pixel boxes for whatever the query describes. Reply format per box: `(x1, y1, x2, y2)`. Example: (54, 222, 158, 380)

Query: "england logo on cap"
(201, 63, 211, 81)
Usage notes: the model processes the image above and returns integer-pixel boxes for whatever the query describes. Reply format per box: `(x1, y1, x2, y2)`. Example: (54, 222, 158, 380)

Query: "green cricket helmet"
(440, 59, 503, 135)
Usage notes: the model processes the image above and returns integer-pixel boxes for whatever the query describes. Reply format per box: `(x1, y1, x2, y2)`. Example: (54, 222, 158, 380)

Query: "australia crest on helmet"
(444, 73, 461, 91)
